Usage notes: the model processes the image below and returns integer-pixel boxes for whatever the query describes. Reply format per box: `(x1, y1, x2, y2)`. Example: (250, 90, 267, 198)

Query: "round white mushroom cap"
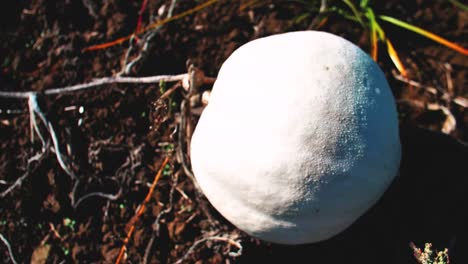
(190, 31, 401, 244)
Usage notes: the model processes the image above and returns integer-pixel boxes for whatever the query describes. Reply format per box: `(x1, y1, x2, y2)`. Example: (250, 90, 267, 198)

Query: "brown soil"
(0, 0, 467, 263)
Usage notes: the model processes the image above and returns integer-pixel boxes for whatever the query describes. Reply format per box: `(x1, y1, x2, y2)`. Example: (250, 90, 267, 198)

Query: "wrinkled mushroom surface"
(190, 31, 401, 244)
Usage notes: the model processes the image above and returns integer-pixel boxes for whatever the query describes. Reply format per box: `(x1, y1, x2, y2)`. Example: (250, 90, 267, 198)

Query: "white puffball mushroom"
(190, 31, 401, 245)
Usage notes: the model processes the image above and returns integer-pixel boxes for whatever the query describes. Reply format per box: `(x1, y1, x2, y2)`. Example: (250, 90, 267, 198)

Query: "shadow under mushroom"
(239, 125, 468, 263)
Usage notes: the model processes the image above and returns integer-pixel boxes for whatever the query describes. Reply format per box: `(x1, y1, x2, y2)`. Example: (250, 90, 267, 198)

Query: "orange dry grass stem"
(115, 156, 171, 264)
(379, 15, 468, 56)
(369, 26, 378, 61)
(239, 0, 264, 12)
(316, 17, 329, 30)
(386, 38, 408, 78)
(84, 0, 219, 52)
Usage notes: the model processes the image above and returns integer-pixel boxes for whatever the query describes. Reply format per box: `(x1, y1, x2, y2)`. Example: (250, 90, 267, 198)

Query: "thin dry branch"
(393, 71, 441, 95)
(143, 169, 180, 264)
(174, 235, 243, 264)
(28, 93, 77, 180)
(44, 74, 188, 95)
(177, 65, 201, 185)
(177, 65, 219, 227)
(0, 149, 47, 198)
(0, 233, 18, 264)
(392, 71, 468, 108)
(73, 188, 122, 209)
(0, 74, 187, 98)
(120, 0, 180, 75)
(153, 169, 179, 236)
(398, 99, 457, 134)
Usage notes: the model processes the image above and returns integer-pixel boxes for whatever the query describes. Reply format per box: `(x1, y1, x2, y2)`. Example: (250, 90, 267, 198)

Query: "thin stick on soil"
(143, 170, 180, 264)
(0, 71, 216, 99)
(120, 0, 180, 75)
(115, 156, 171, 264)
(0, 74, 187, 99)
(392, 71, 468, 108)
(28, 93, 78, 206)
(73, 188, 122, 209)
(174, 235, 243, 264)
(0, 233, 18, 264)
(0, 150, 47, 198)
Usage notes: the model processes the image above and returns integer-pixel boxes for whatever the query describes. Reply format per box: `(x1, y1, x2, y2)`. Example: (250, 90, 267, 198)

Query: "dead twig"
(28, 93, 79, 206)
(28, 93, 47, 147)
(177, 65, 218, 227)
(142, 236, 156, 264)
(398, 99, 457, 134)
(393, 71, 442, 95)
(143, 169, 180, 264)
(307, 0, 328, 30)
(0, 233, 18, 264)
(176, 186, 191, 202)
(160, 81, 182, 100)
(0, 74, 187, 99)
(48, 223, 63, 241)
(46, 120, 77, 181)
(177, 64, 200, 184)
(0, 149, 47, 198)
(393, 71, 468, 108)
(174, 234, 243, 264)
(444, 63, 454, 95)
(120, 0, 180, 75)
(81, 0, 99, 19)
(427, 103, 457, 134)
(73, 188, 122, 209)
(152, 169, 179, 237)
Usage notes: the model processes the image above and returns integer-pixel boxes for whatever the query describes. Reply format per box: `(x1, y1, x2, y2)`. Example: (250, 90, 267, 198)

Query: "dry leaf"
(31, 244, 51, 264)
(427, 103, 456, 134)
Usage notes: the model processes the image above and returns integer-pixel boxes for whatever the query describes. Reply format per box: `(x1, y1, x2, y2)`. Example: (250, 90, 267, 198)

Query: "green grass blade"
(379, 15, 468, 55)
(448, 0, 468, 12)
(386, 38, 408, 77)
(365, 8, 379, 59)
(360, 0, 370, 8)
(342, 0, 365, 27)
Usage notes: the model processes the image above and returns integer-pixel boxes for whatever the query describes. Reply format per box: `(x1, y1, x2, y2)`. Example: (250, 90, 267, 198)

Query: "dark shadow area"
(240, 125, 468, 263)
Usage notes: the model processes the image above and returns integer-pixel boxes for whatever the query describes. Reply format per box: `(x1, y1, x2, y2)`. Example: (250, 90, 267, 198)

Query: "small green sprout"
(171, 101, 178, 112)
(164, 143, 175, 153)
(163, 163, 172, 176)
(63, 218, 76, 231)
(159, 80, 166, 94)
(448, 0, 468, 12)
